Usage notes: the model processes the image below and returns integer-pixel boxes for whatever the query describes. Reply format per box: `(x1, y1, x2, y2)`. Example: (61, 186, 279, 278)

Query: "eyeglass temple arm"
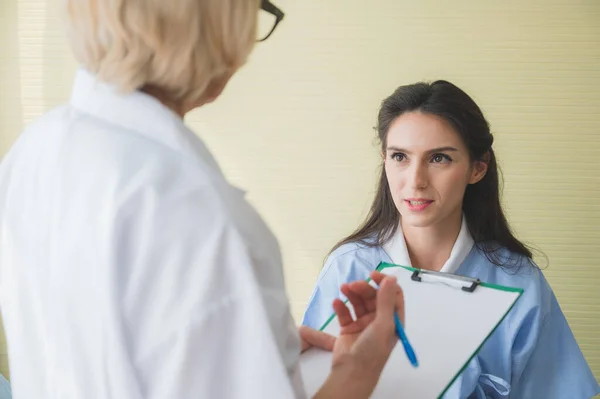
(261, 0, 285, 21)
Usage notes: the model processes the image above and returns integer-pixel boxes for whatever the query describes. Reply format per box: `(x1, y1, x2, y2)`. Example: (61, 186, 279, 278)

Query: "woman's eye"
(392, 153, 406, 162)
(431, 154, 451, 163)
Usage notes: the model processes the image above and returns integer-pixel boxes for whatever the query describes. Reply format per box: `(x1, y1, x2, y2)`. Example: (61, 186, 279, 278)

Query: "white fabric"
(0, 69, 304, 399)
(382, 216, 474, 274)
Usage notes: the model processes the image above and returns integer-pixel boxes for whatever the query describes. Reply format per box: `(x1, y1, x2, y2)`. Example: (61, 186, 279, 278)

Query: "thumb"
(298, 325, 336, 353)
(375, 276, 405, 326)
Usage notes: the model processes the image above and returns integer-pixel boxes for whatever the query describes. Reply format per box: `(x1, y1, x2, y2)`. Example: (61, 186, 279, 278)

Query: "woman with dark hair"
(302, 81, 599, 398)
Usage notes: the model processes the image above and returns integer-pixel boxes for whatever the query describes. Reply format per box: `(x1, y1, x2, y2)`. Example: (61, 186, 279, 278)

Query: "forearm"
(313, 359, 383, 399)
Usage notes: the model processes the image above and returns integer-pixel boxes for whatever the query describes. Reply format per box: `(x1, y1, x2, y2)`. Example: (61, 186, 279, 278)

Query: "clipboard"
(299, 262, 523, 399)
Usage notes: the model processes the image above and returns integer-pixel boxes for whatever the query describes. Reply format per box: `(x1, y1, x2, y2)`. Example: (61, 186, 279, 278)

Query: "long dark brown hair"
(331, 80, 534, 267)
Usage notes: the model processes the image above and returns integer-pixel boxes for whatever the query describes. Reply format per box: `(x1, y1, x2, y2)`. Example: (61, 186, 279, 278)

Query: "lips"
(404, 198, 433, 212)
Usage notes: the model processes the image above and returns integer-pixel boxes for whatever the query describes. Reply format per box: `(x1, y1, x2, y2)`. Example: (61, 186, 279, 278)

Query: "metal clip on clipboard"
(410, 269, 481, 293)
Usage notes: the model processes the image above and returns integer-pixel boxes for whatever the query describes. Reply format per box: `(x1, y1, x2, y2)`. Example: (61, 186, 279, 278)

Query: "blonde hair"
(65, 0, 260, 104)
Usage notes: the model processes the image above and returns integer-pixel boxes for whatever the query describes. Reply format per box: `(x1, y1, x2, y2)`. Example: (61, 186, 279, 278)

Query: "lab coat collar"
(382, 215, 475, 274)
(69, 68, 190, 153)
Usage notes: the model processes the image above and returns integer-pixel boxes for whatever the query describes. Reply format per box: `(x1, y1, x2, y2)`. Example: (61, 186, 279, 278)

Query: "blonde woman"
(0, 1, 404, 398)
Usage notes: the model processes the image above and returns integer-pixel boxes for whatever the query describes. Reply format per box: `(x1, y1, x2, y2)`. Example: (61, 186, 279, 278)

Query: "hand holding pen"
(306, 271, 415, 399)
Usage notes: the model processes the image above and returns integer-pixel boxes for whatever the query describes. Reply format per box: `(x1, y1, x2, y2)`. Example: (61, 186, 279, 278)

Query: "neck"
(141, 85, 191, 118)
(401, 211, 462, 271)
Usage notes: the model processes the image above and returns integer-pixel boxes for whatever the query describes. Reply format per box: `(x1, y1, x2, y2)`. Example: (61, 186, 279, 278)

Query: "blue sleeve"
(443, 357, 511, 399)
(301, 246, 376, 330)
(509, 284, 599, 399)
(0, 373, 11, 399)
(448, 265, 598, 399)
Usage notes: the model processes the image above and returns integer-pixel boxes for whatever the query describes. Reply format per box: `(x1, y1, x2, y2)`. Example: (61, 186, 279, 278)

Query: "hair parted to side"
(65, 0, 260, 104)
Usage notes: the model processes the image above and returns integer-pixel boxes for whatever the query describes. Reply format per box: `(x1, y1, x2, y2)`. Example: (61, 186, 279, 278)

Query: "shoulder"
(318, 240, 385, 283)
(119, 154, 278, 272)
(111, 144, 227, 230)
(85, 116, 278, 280)
(468, 244, 541, 285)
(2, 105, 70, 164)
(302, 240, 384, 328)
(117, 165, 284, 342)
(25, 104, 72, 131)
(326, 240, 384, 268)
(468, 245, 554, 323)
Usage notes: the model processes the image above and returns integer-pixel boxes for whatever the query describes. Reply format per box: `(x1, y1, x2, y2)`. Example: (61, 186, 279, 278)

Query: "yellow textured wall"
(1, 0, 598, 384)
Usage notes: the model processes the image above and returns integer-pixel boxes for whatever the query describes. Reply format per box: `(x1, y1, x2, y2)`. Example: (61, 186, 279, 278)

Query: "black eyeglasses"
(257, 0, 285, 42)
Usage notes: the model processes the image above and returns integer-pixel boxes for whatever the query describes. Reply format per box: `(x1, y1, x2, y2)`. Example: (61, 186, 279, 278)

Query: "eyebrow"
(385, 146, 460, 154)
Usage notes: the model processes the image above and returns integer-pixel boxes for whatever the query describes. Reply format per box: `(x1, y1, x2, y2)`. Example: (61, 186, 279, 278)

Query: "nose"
(409, 162, 429, 190)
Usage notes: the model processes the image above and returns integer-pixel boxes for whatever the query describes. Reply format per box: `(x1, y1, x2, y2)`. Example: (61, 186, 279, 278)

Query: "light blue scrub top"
(302, 242, 600, 398)
(0, 374, 10, 399)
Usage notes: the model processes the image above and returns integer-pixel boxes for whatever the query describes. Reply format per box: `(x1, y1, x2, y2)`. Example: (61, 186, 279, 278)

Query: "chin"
(400, 213, 438, 228)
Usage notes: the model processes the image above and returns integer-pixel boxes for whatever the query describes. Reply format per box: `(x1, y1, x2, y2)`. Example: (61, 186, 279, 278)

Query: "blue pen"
(374, 280, 418, 367)
(393, 311, 418, 367)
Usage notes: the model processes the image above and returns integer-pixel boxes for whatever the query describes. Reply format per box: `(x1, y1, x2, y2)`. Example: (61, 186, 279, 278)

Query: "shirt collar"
(382, 215, 475, 274)
(69, 68, 190, 152)
(69, 68, 225, 176)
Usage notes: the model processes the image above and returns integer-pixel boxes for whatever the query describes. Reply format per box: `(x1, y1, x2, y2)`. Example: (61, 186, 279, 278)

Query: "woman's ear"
(381, 151, 387, 164)
(469, 152, 490, 184)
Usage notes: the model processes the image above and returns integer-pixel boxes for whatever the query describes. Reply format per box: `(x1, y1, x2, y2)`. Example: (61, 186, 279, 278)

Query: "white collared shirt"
(382, 216, 475, 274)
(0, 69, 304, 398)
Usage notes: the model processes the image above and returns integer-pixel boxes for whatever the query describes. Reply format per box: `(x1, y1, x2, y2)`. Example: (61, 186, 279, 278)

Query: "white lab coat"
(0, 69, 305, 398)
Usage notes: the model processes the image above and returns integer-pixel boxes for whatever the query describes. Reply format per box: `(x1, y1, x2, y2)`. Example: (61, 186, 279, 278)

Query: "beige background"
(1, 0, 599, 385)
